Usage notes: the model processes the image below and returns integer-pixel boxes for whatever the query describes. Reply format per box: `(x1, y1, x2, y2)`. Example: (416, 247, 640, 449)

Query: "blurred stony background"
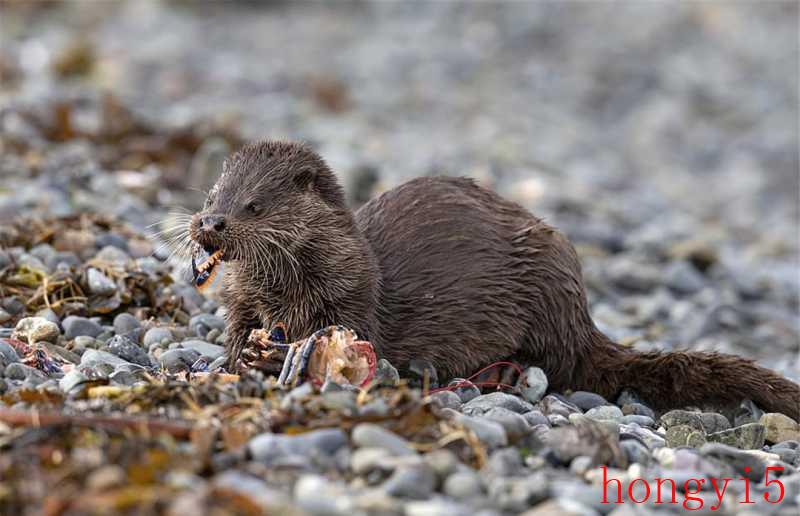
(1, 1, 798, 372)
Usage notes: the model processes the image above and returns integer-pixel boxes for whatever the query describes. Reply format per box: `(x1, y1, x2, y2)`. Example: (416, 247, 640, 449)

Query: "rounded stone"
(13, 317, 60, 343)
(352, 423, 415, 456)
(63, 316, 103, 339)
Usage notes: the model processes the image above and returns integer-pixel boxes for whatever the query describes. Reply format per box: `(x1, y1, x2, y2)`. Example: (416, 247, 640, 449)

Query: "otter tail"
(579, 333, 800, 420)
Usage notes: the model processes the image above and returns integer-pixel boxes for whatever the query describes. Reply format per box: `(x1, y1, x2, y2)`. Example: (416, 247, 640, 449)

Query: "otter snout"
(199, 214, 226, 232)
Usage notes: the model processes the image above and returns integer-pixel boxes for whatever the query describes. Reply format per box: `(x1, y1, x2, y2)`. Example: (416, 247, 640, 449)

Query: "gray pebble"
(585, 405, 623, 422)
(429, 390, 461, 410)
(449, 412, 508, 448)
(664, 260, 706, 294)
(5, 363, 47, 383)
(382, 463, 436, 499)
(374, 358, 400, 386)
(482, 407, 531, 441)
(448, 378, 480, 403)
(619, 415, 655, 427)
(178, 339, 225, 360)
(79, 349, 134, 369)
(621, 403, 655, 419)
(462, 392, 533, 415)
(0, 340, 21, 367)
(59, 369, 88, 393)
(518, 367, 548, 403)
(158, 348, 201, 373)
(143, 327, 173, 348)
(443, 470, 483, 499)
(249, 428, 348, 465)
(87, 268, 117, 295)
(189, 313, 225, 338)
(113, 313, 141, 339)
(487, 473, 548, 512)
(706, 423, 766, 450)
(105, 335, 151, 367)
(352, 423, 416, 456)
(63, 316, 103, 339)
(523, 410, 549, 427)
(568, 391, 609, 411)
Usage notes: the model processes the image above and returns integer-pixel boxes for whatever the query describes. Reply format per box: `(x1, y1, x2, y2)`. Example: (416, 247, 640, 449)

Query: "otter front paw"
(233, 325, 289, 375)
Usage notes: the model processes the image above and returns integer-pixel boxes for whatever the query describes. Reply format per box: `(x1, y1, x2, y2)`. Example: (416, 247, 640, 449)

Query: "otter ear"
(294, 166, 317, 192)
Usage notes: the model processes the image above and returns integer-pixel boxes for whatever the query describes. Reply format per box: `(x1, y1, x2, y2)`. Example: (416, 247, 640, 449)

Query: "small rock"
(429, 390, 461, 410)
(487, 473, 548, 512)
(350, 447, 394, 475)
(59, 369, 88, 393)
(585, 405, 624, 423)
(34, 308, 60, 326)
(518, 367, 548, 403)
(79, 349, 133, 369)
(143, 327, 173, 348)
(86, 268, 117, 295)
(619, 415, 655, 427)
(443, 470, 483, 499)
(665, 424, 707, 448)
(382, 463, 436, 499)
(706, 423, 765, 450)
(759, 413, 800, 444)
(700, 442, 766, 481)
(540, 395, 581, 417)
(408, 359, 438, 387)
(660, 409, 705, 432)
(105, 335, 151, 367)
(212, 470, 292, 512)
(448, 378, 480, 403)
(249, 428, 348, 466)
(374, 358, 400, 386)
(450, 412, 508, 448)
(462, 392, 533, 415)
(483, 447, 523, 477)
(113, 313, 141, 339)
(352, 423, 416, 456)
(5, 363, 47, 383)
(0, 340, 21, 367)
(294, 475, 354, 515)
(158, 348, 200, 373)
(63, 316, 103, 339)
(568, 391, 609, 411)
(178, 340, 225, 360)
(188, 313, 225, 338)
(621, 403, 655, 419)
(664, 260, 706, 294)
(523, 410, 549, 427)
(698, 412, 731, 434)
(482, 407, 531, 441)
(422, 449, 459, 478)
(13, 317, 60, 343)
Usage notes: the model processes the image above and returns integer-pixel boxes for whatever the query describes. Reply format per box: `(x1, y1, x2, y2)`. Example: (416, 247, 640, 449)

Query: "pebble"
(105, 335, 151, 367)
(5, 363, 48, 383)
(699, 442, 766, 481)
(143, 327, 173, 348)
(59, 369, 88, 393)
(568, 391, 609, 411)
(188, 313, 225, 338)
(462, 392, 533, 415)
(665, 424, 707, 448)
(619, 415, 654, 427)
(13, 316, 60, 343)
(523, 410, 549, 427)
(293, 475, 355, 515)
(352, 423, 416, 456)
(481, 407, 531, 441)
(428, 390, 461, 410)
(486, 473, 548, 512)
(374, 358, 400, 386)
(350, 447, 394, 475)
(540, 395, 581, 417)
(112, 313, 141, 339)
(584, 405, 623, 423)
(447, 378, 480, 403)
(706, 423, 766, 450)
(158, 348, 200, 372)
(408, 359, 438, 387)
(250, 428, 349, 466)
(482, 447, 523, 477)
(79, 349, 133, 369)
(86, 267, 117, 295)
(620, 403, 655, 419)
(63, 316, 103, 339)
(382, 463, 436, 499)
(448, 411, 508, 448)
(178, 339, 225, 360)
(518, 367, 548, 403)
(664, 259, 706, 294)
(760, 413, 800, 444)
(443, 470, 483, 499)
(0, 340, 21, 367)
(212, 471, 292, 512)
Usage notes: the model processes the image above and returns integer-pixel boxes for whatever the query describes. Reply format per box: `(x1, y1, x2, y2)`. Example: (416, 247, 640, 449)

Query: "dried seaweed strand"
(0, 408, 194, 438)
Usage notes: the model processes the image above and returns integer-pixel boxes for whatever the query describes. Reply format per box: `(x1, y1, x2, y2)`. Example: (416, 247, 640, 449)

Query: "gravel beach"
(1, 2, 798, 514)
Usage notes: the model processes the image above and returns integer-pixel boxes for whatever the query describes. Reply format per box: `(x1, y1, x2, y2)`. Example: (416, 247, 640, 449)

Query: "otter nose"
(200, 214, 226, 232)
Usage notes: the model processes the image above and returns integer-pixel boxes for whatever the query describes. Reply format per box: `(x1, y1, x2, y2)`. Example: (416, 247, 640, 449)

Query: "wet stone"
(63, 316, 103, 339)
(104, 335, 151, 367)
(158, 348, 201, 373)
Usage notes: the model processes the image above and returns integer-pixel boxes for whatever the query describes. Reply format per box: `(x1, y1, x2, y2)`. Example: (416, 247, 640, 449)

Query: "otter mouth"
(191, 245, 225, 291)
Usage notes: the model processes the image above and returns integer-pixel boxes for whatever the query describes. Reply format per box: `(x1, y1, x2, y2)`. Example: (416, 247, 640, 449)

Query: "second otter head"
(189, 140, 347, 270)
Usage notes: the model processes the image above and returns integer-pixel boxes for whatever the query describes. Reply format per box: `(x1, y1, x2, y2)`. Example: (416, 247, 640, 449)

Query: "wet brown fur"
(191, 140, 800, 419)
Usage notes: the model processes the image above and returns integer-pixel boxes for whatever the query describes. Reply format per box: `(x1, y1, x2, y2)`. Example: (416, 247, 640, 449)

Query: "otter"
(189, 140, 799, 418)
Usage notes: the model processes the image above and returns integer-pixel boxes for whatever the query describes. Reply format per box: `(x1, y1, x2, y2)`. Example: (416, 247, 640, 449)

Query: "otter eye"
(245, 201, 260, 215)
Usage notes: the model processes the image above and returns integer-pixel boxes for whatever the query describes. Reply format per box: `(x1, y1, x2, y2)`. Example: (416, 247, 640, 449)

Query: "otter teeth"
(192, 248, 225, 290)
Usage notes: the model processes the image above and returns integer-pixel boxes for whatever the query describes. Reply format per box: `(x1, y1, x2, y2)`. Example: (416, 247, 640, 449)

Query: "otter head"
(189, 140, 347, 289)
